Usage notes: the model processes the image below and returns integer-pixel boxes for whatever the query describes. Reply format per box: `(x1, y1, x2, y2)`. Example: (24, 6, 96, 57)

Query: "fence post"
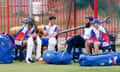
(16, 0, 20, 25)
(7, 0, 10, 33)
(29, 0, 32, 18)
(74, 4, 77, 35)
(94, 0, 98, 18)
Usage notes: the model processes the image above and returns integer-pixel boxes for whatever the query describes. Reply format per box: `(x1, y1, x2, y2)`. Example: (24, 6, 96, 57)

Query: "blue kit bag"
(79, 53, 113, 66)
(115, 52, 120, 65)
(43, 51, 72, 64)
(0, 33, 15, 64)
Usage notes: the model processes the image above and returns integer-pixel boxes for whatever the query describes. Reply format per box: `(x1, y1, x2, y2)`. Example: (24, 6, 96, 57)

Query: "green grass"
(0, 61, 120, 72)
(1, 61, 120, 72)
(0, 47, 120, 72)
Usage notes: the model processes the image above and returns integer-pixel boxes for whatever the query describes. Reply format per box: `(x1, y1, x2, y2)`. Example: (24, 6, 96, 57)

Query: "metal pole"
(94, 0, 98, 18)
(7, 0, 10, 33)
(16, 0, 20, 25)
(74, 4, 77, 35)
(58, 25, 85, 35)
(29, 0, 32, 18)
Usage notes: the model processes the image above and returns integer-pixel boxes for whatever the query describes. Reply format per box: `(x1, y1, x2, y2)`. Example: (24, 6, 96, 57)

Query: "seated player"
(66, 16, 94, 54)
(15, 18, 36, 47)
(85, 19, 110, 54)
(41, 16, 59, 51)
(15, 18, 37, 61)
(25, 29, 43, 63)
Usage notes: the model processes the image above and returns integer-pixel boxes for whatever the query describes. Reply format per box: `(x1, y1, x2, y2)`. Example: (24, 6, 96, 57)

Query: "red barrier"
(0, 0, 119, 37)
(94, 0, 98, 18)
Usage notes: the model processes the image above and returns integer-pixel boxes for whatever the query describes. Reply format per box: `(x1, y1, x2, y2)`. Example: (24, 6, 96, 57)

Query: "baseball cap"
(85, 16, 93, 21)
(92, 19, 100, 24)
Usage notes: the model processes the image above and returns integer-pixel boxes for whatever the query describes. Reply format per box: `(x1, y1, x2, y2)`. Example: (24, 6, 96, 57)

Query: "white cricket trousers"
(47, 37, 57, 51)
(26, 36, 41, 61)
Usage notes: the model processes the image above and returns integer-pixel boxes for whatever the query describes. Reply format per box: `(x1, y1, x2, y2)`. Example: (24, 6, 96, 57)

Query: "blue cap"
(92, 19, 100, 24)
(85, 16, 93, 21)
(22, 18, 30, 24)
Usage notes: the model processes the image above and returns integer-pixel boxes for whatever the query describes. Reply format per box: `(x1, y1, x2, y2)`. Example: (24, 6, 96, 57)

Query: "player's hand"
(23, 40, 27, 46)
(28, 33, 32, 37)
(32, 33, 37, 37)
(48, 22, 52, 27)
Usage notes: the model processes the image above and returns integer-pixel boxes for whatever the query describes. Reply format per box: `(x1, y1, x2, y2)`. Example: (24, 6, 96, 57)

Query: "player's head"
(92, 19, 100, 29)
(85, 16, 93, 23)
(27, 18, 35, 30)
(85, 16, 93, 28)
(49, 16, 56, 25)
(22, 18, 30, 24)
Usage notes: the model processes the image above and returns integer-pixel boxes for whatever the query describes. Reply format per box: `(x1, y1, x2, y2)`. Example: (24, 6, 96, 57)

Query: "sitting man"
(41, 16, 59, 51)
(25, 16, 58, 63)
(66, 16, 94, 54)
(85, 19, 110, 54)
(15, 18, 37, 47)
(26, 29, 43, 63)
(15, 18, 37, 61)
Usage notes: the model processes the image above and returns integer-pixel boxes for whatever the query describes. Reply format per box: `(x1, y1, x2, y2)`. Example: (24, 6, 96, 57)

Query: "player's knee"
(36, 36, 42, 45)
(86, 40, 91, 45)
(94, 42, 100, 45)
(94, 42, 100, 46)
(27, 37, 34, 46)
(49, 37, 57, 46)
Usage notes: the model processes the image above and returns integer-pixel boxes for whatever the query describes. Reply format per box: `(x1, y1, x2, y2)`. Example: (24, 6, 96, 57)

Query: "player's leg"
(93, 41, 100, 54)
(85, 40, 92, 54)
(26, 37, 34, 63)
(66, 37, 73, 54)
(48, 37, 57, 51)
(66, 35, 85, 54)
(36, 36, 42, 60)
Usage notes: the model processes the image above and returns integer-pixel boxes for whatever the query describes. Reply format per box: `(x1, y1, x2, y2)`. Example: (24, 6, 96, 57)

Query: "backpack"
(0, 32, 15, 64)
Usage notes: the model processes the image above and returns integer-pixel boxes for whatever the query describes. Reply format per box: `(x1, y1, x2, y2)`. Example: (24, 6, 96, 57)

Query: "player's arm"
(103, 29, 110, 43)
(100, 26, 110, 43)
(43, 25, 51, 36)
(15, 26, 27, 40)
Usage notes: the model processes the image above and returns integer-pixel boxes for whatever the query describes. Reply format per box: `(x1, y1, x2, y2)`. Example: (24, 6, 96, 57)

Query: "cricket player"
(15, 18, 36, 46)
(41, 16, 59, 51)
(85, 19, 110, 54)
(26, 29, 43, 63)
(15, 18, 37, 61)
(66, 16, 94, 54)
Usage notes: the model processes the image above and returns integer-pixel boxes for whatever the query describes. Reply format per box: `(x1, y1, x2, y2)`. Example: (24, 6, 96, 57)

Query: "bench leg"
(15, 48, 18, 60)
(19, 47, 24, 61)
(111, 45, 116, 52)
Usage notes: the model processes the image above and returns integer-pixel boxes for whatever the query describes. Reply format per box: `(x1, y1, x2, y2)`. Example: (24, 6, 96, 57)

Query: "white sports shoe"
(26, 59, 31, 64)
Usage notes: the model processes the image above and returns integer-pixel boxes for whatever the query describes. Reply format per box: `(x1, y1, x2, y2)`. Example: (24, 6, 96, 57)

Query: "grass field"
(0, 47, 120, 72)
(0, 61, 120, 72)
